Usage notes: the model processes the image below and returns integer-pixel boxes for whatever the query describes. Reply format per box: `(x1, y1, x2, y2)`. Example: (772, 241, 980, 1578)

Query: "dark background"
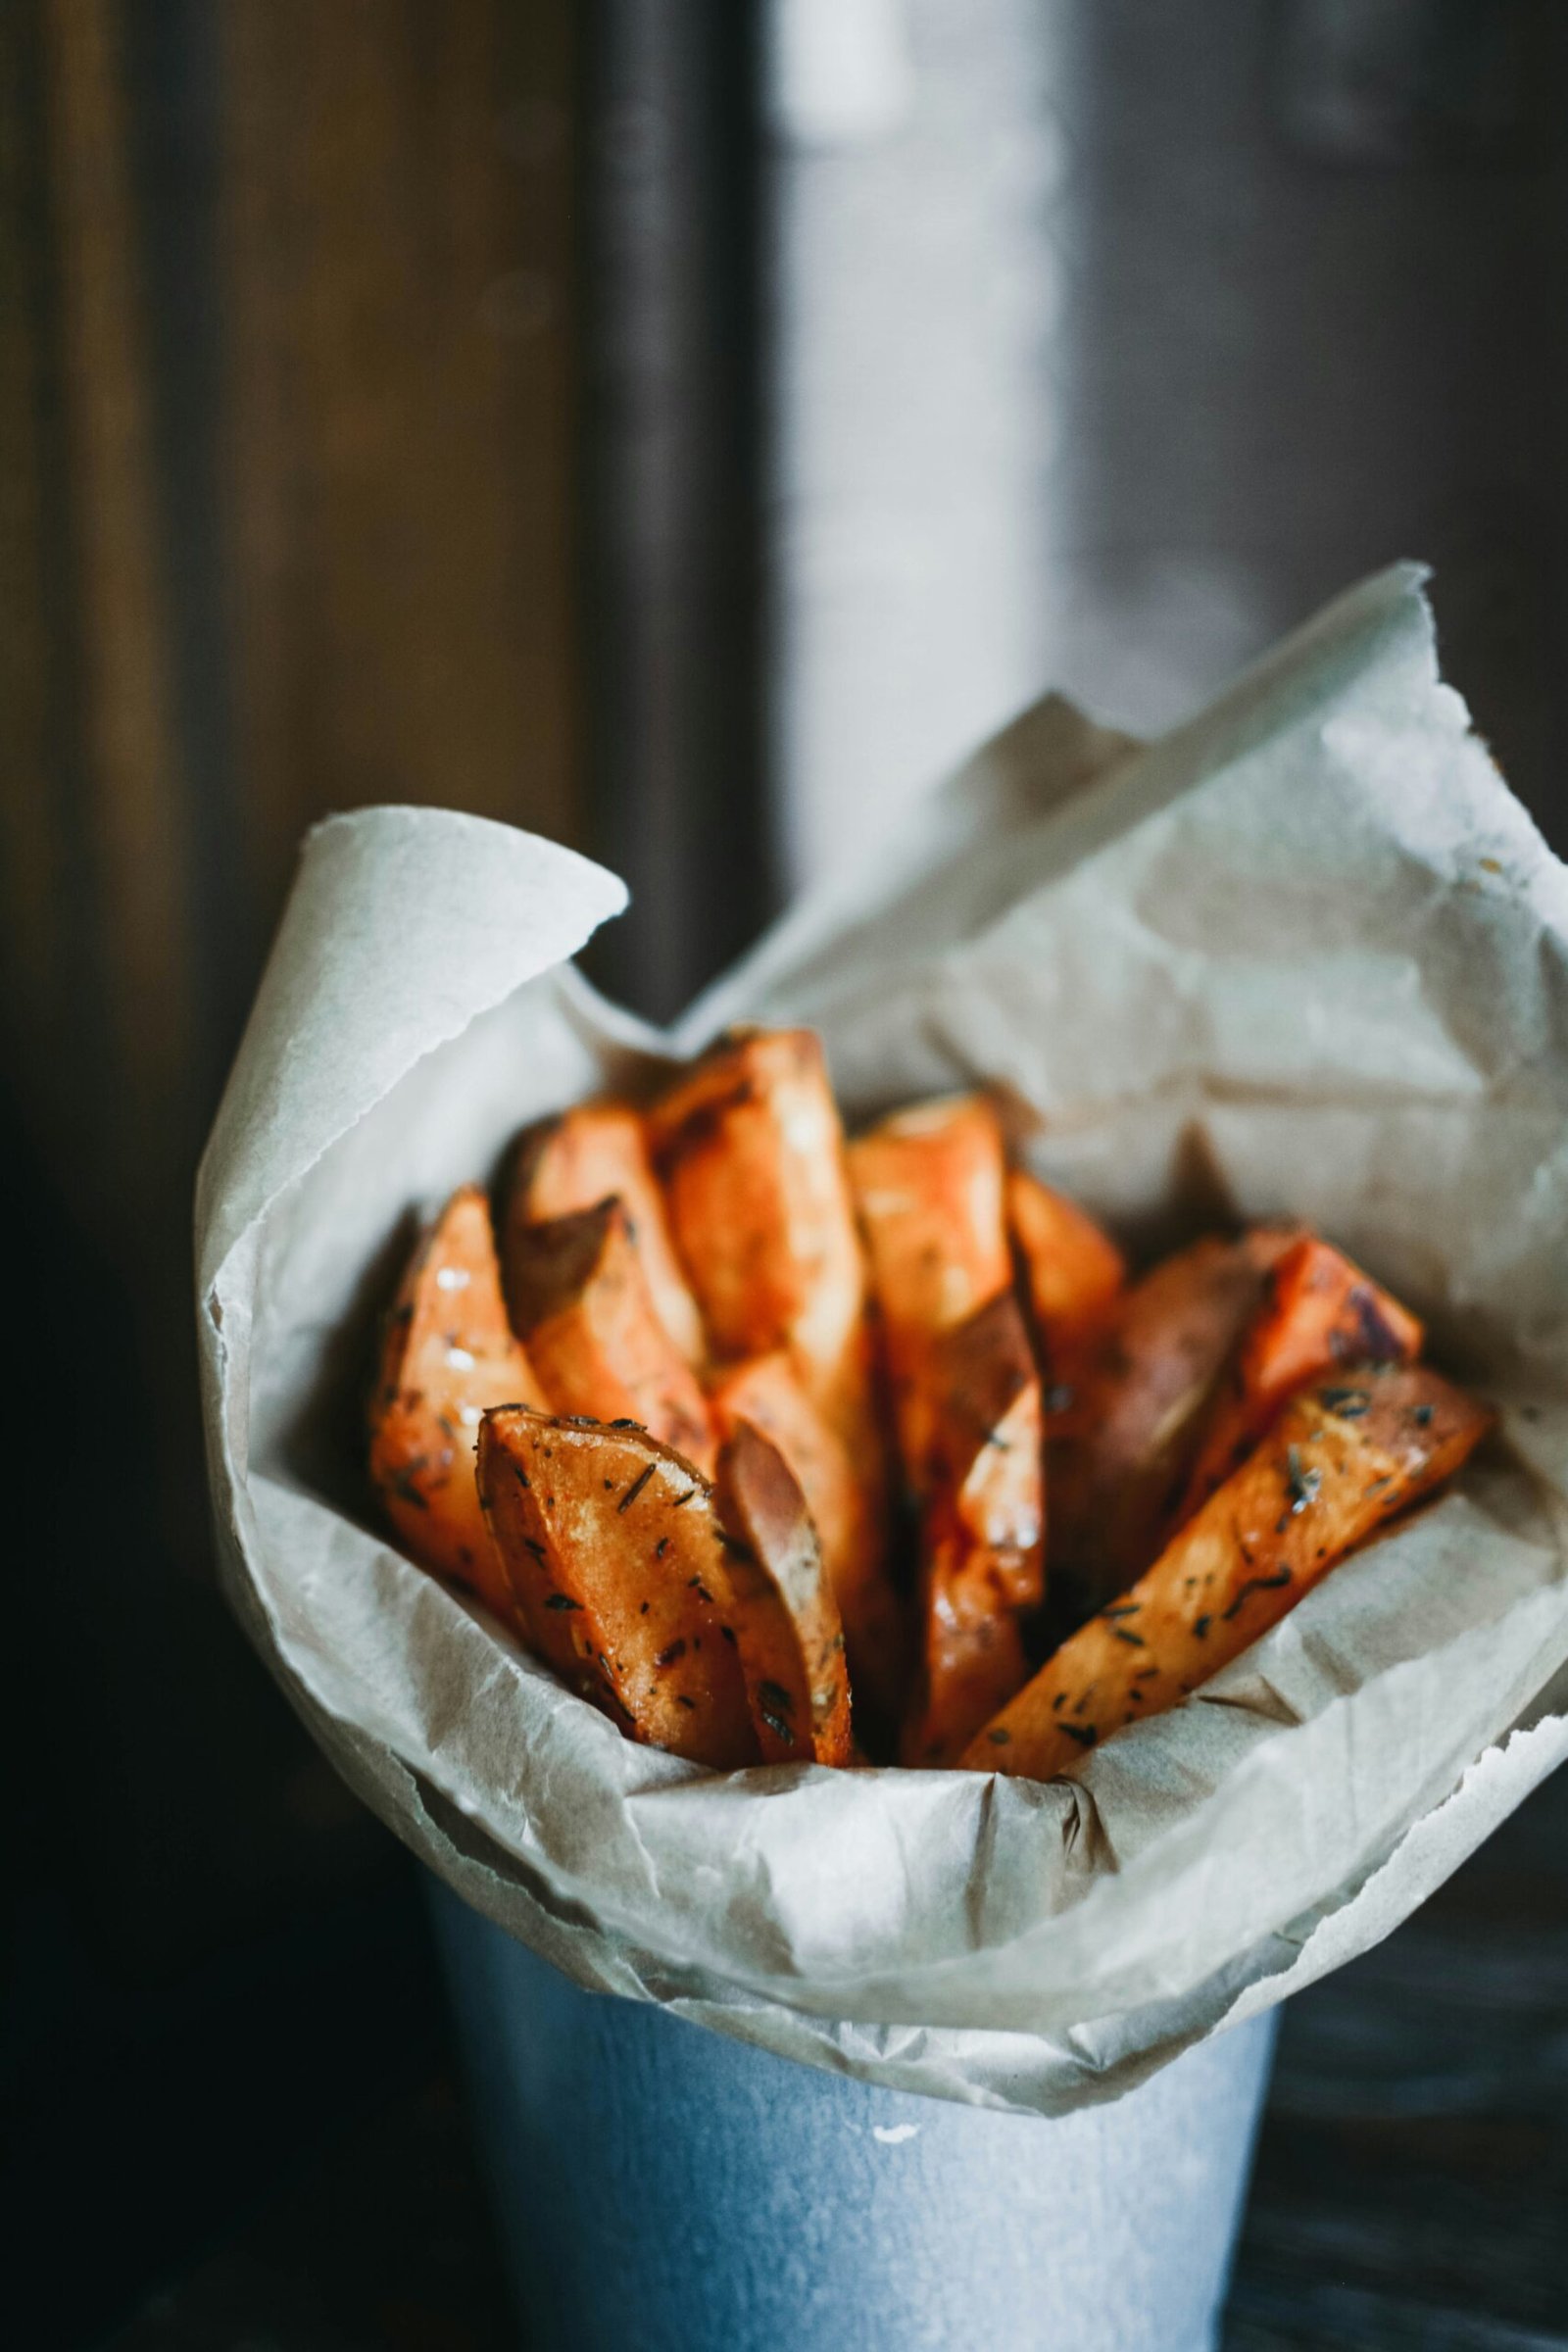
(4, 4, 1566, 2345)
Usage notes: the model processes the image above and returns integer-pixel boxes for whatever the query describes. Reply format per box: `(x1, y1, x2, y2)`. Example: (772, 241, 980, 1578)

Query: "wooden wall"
(1, 0, 583, 1961)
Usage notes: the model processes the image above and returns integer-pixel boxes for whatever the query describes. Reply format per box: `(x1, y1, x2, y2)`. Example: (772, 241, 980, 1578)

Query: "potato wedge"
(902, 1510, 1031, 1769)
(504, 1198, 716, 1475)
(901, 1292, 1043, 1765)
(928, 1290, 1046, 1609)
(369, 1187, 546, 1624)
(506, 1100, 706, 1362)
(648, 1028, 881, 1463)
(1006, 1166, 1126, 1356)
(714, 1421, 854, 1765)
(1176, 1234, 1423, 1522)
(476, 1409, 758, 1767)
(962, 1360, 1491, 1779)
(708, 1350, 904, 1718)
(848, 1093, 1012, 1487)
(1047, 1230, 1293, 1622)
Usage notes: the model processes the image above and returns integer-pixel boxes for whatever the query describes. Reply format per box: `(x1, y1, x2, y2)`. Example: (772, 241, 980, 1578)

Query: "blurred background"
(5, 3, 1567, 2344)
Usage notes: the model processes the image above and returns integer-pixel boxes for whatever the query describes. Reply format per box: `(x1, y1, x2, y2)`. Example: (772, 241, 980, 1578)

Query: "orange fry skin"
(902, 1511, 1030, 1769)
(1176, 1234, 1423, 1523)
(477, 1409, 759, 1768)
(715, 1421, 854, 1766)
(506, 1101, 706, 1363)
(901, 1292, 1044, 1766)
(1006, 1167, 1126, 1357)
(1048, 1230, 1293, 1620)
(504, 1198, 716, 1475)
(848, 1093, 1012, 1488)
(648, 1029, 879, 1459)
(928, 1291, 1046, 1612)
(369, 1186, 546, 1626)
(708, 1351, 904, 1719)
(962, 1360, 1491, 1780)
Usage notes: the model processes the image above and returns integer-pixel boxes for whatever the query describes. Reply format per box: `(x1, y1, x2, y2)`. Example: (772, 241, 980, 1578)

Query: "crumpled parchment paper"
(197, 564, 1568, 2117)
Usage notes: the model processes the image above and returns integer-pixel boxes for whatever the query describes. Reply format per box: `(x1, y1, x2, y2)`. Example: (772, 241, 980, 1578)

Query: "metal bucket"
(429, 1877, 1276, 2352)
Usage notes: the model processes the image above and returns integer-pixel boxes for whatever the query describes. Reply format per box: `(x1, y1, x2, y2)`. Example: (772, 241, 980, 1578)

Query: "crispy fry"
(962, 1360, 1491, 1779)
(1006, 1166, 1126, 1355)
(648, 1028, 882, 1465)
(848, 1094, 1012, 1486)
(1176, 1234, 1423, 1522)
(504, 1198, 716, 1475)
(714, 1421, 854, 1765)
(1047, 1230, 1293, 1620)
(901, 1292, 1043, 1765)
(476, 1409, 758, 1768)
(903, 1513, 1030, 1769)
(506, 1100, 706, 1362)
(369, 1187, 545, 1623)
(708, 1351, 904, 1718)
(928, 1291, 1046, 1609)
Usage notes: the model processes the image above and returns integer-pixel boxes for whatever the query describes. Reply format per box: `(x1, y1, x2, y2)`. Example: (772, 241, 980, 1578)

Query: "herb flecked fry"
(708, 1350, 903, 1720)
(505, 1101, 706, 1363)
(504, 1197, 716, 1475)
(1175, 1233, 1423, 1523)
(477, 1409, 759, 1768)
(1047, 1230, 1292, 1621)
(962, 1360, 1491, 1780)
(369, 1186, 545, 1625)
(714, 1420, 854, 1766)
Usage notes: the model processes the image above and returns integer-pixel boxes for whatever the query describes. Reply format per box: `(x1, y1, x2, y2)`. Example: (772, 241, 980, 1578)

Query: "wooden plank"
(43, 0, 193, 1157)
(219, 0, 582, 933)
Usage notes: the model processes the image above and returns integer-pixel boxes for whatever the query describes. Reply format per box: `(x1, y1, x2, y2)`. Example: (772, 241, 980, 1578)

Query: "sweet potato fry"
(962, 1360, 1491, 1779)
(927, 1291, 1046, 1611)
(708, 1351, 903, 1718)
(714, 1421, 854, 1765)
(848, 1094, 1012, 1486)
(476, 1409, 758, 1768)
(902, 1513, 1030, 1769)
(505, 1100, 706, 1362)
(648, 1028, 881, 1463)
(1047, 1230, 1293, 1621)
(1176, 1234, 1423, 1522)
(369, 1187, 546, 1623)
(901, 1292, 1043, 1765)
(504, 1198, 716, 1475)
(1006, 1166, 1126, 1356)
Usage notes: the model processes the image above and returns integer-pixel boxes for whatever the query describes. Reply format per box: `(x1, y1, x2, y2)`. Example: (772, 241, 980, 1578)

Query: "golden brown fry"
(1047, 1230, 1293, 1620)
(648, 1028, 881, 1463)
(929, 1291, 1046, 1609)
(1176, 1233, 1423, 1523)
(1006, 1166, 1126, 1357)
(506, 1100, 706, 1362)
(504, 1198, 716, 1475)
(901, 1292, 1043, 1765)
(962, 1360, 1491, 1779)
(903, 1512, 1030, 1769)
(369, 1187, 546, 1625)
(714, 1421, 854, 1766)
(848, 1093, 1012, 1487)
(707, 1351, 904, 1718)
(476, 1409, 758, 1768)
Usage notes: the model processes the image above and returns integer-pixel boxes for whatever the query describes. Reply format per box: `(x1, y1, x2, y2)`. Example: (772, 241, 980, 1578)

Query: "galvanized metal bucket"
(429, 1878, 1276, 2352)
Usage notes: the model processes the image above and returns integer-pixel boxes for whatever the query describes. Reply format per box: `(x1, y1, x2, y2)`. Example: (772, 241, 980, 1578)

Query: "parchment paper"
(197, 565, 1568, 2116)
